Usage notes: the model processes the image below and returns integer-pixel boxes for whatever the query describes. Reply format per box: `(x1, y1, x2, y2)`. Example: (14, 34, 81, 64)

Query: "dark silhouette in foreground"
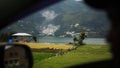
(69, 0, 120, 68)
(0, 0, 120, 68)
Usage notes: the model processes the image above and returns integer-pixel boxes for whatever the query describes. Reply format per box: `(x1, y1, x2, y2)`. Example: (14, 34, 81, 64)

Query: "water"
(38, 36, 107, 44)
(84, 38, 107, 44)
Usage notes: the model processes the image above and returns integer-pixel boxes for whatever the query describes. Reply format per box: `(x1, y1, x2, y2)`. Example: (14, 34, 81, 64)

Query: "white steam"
(41, 10, 58, 21)
(74, 23, 79, 27)
(42, 24, 60, 36)
(70, 23, 79, 28)
(66, 31, 75, 37)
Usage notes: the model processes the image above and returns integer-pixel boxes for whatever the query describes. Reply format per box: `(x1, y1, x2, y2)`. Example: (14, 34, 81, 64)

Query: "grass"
(33, 52, 55, 63)
(33, 44, 112, 68)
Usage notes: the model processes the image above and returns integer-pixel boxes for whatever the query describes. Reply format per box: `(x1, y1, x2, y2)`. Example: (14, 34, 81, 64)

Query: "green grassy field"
(33, 53, 55, 63)
(33, 44, 112, 68)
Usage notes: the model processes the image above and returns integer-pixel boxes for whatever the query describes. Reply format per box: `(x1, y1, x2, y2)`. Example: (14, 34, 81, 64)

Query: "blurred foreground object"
(84, 0, 120, 68)
(0, 0, 62, 30)
(0, 44, 33, 68)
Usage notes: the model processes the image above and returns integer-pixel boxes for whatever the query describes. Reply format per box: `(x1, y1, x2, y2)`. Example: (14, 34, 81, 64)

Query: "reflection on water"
(38, 37, 107, 44)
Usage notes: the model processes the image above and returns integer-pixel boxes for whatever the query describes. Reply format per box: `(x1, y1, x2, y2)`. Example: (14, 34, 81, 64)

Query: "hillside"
(0, 0, 110, 37)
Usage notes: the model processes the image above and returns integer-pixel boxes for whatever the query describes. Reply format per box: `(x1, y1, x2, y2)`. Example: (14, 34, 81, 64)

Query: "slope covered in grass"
(33, 53, 55, 63)
(33, 44, 112, 68)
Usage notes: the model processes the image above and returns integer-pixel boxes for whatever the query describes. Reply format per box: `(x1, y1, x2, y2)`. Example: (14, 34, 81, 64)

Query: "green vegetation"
(33, 53, 55, 63)
(73, 32, 87, 45)
(33, 44, 112, 68)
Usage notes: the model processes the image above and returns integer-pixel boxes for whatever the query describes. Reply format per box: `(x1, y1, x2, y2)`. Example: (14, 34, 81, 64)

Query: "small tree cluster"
(73, 32, 87, 45)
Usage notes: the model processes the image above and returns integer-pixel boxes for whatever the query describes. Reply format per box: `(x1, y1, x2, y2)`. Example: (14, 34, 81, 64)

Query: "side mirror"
(0, 44, 33, 68)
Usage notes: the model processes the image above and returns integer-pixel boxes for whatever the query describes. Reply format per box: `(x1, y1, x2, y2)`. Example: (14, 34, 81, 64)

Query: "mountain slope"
(0, 0, 110, 37)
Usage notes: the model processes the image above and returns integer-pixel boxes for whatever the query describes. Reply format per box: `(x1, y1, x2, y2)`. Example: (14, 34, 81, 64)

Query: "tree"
(78, 32, 87, 45)
(33, 36, 37, 42)
(73, 32, 87, 45)
(73, 37, 78, 45)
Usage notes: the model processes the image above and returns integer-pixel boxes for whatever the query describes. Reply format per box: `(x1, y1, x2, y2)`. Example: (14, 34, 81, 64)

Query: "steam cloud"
(41, 10, 58, 21)
(74, 23, 79, 27)
(42, 24, 60, 35)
